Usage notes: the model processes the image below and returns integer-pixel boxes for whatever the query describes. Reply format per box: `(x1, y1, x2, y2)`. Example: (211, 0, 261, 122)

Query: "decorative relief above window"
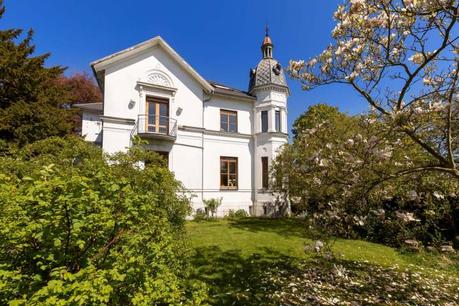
(146, 73, 171, 87)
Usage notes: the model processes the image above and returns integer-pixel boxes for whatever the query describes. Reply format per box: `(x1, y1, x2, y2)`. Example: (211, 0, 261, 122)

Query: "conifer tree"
(0, 0, 74, 145)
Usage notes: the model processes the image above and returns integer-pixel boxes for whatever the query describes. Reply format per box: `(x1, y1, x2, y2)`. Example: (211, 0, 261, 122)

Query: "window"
(220, 110, 237, 133)
(275, 110, 281, 132)
(261, 111, 268, 133)
(261, 157, 269, 189)
(146, 96, 169, 134)
(220, 157, 238, 189)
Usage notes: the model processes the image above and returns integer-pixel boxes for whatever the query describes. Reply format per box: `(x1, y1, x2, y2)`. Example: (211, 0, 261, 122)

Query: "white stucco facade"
(80, 111, 102, 144)
(77, 35, 289, 216)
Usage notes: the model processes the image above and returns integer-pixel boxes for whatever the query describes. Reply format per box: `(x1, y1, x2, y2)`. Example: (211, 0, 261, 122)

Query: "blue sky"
(2, 0, 367, 133)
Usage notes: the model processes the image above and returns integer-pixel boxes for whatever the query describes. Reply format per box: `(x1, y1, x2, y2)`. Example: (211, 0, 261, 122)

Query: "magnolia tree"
(289, 0, 459, 179)
(272, 105, 459, 246)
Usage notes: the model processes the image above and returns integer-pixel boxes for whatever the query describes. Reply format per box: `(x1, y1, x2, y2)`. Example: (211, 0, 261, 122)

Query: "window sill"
(220, 187, 239, 191)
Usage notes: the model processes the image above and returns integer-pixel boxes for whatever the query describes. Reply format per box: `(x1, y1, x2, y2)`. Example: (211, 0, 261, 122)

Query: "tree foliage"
(0, 1, 74, 145)
(289, 0, 459, 179)
(0, 136, 207, 304)
(55, 72, 102, 105)
(272, 105, 459, 247)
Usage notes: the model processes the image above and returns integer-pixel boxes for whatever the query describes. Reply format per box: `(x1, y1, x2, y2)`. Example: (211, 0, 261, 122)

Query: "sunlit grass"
(186, 218, 459, 304)
(186, 218, 458, 275)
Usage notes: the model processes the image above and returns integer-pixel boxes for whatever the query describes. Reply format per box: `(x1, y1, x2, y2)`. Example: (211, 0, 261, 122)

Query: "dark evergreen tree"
(0, 0, 74, 145)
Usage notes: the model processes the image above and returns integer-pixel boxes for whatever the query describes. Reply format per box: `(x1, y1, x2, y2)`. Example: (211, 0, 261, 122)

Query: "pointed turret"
(249, 28, 288, 94)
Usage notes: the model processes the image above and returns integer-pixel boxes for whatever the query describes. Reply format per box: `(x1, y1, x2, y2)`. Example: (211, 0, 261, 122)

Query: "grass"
(186, 218, 459, 305)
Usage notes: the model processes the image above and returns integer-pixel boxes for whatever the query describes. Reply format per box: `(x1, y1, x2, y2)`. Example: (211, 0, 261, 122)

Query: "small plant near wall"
(227, 209, 249, 219)
(203, 198, 222, 218)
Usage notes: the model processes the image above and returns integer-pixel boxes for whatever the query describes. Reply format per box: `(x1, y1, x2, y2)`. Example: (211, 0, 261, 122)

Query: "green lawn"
(186, 218, 459, 305)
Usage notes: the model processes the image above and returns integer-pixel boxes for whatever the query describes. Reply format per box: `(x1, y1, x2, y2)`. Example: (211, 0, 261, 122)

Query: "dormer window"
(220, 109, 237, 133)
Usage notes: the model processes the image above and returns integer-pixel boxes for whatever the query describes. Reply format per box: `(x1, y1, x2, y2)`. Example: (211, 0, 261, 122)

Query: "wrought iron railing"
(137, 114, 177, 137)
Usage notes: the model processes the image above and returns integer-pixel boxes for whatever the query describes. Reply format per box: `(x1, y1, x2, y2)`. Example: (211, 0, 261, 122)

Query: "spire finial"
(261, 26, 273, 58)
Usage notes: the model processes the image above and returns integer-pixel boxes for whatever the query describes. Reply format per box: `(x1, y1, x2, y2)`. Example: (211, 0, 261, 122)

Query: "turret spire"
(261, 26, 273, 59)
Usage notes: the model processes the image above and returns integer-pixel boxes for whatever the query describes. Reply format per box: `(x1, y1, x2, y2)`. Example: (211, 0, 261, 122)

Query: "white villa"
(76, 31, 290, 216)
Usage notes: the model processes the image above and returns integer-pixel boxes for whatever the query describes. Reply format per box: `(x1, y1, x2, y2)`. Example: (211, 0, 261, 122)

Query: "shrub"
(193, 208, 208, 221)
(0, 136, 207, 304)
(304, 174, 459, 249)
(227, 209, 249, 219)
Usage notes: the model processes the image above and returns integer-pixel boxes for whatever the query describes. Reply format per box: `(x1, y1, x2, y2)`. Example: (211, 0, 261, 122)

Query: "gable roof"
(91, 36, 214, 93)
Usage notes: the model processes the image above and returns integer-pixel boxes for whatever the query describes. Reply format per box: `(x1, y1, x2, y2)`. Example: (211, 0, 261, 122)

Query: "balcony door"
(146, 96, 169, 134)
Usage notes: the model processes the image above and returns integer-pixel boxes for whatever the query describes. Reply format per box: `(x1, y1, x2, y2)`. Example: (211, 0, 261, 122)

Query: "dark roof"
(73, 102, 103, 113)
(249, 58, 288, 93)
(208, 80, 256, 101)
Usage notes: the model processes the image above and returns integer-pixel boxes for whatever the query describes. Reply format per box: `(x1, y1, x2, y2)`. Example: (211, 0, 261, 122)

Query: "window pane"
(159, 103, 168, 117)
(148, 102, 156, 116)
(229, 123, 237, 133)
(261, 111, 268, 132)
(221, 174, 228, 187)
(275, 111, 281, 132)
(220, 161, 228, 174)
(229, 114, 237, 125)
(220, 114, 228, 131)
(229, 161, 236, 174)
(229, 175, 237, 187)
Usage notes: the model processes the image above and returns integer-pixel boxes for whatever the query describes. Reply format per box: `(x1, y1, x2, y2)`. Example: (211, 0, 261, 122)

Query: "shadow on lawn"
(227, 218, 308, 239)
(190, 246, 459, 305)
(190, 246, 293, 305)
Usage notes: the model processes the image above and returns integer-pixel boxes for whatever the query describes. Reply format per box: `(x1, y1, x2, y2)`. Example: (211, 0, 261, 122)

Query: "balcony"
(137, 114, 177, 141)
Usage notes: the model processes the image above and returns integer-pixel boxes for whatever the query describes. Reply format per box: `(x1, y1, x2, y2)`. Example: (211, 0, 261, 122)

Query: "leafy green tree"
(0, 136, 207, 304)
(273, 104, 360, 213)
(292, 104, 353, 139)
(0, 1, 74, 145)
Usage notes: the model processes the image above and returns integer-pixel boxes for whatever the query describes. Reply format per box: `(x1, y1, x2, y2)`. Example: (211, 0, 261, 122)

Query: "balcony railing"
(137, 114, 177, 140)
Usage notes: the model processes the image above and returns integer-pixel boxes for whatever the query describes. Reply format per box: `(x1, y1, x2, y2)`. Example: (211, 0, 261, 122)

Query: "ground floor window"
(220, 156, 238, 189)
(261, 156, 269, 189)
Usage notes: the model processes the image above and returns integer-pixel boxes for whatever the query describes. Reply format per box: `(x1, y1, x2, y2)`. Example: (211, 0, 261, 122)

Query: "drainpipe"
(252, 97, 257, 216)
(202, 93, 212, 206)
